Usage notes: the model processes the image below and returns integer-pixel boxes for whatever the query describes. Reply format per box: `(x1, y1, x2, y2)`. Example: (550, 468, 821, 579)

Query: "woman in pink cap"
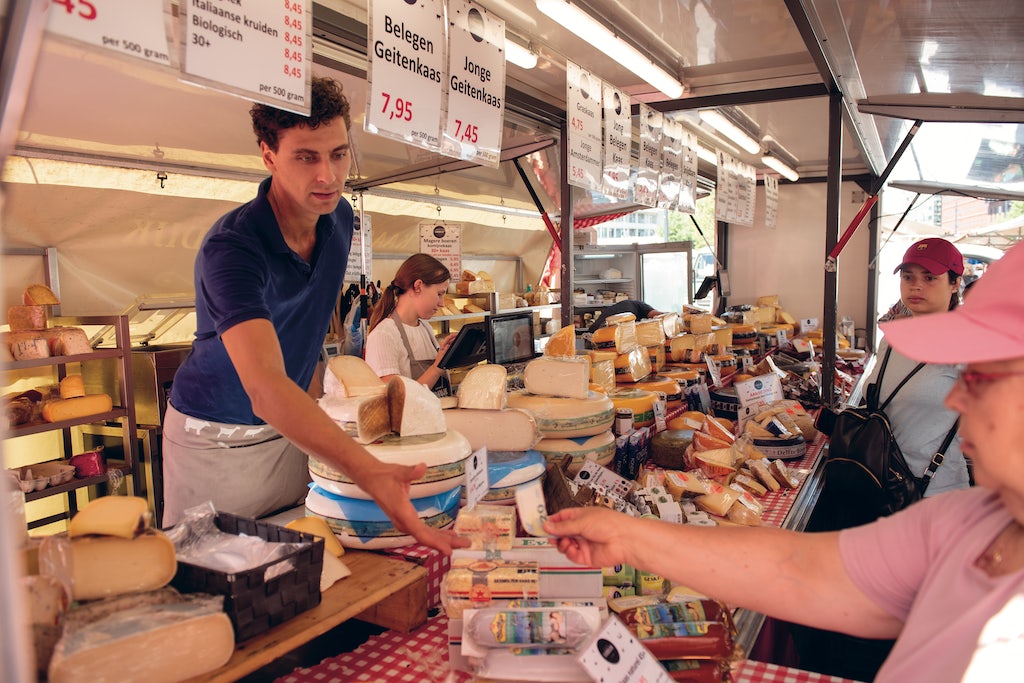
(545, 242, 1024, 683)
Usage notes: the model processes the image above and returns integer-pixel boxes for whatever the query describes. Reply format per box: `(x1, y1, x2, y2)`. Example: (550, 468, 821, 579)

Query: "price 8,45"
(380, 93, 413, 122)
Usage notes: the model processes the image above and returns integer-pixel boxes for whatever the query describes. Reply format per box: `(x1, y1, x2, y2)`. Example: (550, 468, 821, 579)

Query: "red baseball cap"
(880, 242, 1023, 364)
(893, 237, 965, 276)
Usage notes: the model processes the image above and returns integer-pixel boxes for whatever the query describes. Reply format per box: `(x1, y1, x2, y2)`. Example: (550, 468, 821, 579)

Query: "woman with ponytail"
(365, 253, 456, 395)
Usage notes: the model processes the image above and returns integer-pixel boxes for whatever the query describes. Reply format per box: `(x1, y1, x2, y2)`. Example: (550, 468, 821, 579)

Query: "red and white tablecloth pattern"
(276, 615, 861, 683)
(758, 434, 824, 528)
(382, 543, 450, 609)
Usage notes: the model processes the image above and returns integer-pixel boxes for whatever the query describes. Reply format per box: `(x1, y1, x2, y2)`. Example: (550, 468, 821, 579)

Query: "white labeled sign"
(733, 373, 785, 431)
(463, 446, 489, 511)
(442, 0, 505, 167)
(577, 615, 673, 683)
(602, 83, 631, 200)
(658, 116, 683, 210)
(47, 0, 172, 66)
(801, 317, 820, 333)
(419, 222, 462, 277)
(366, 0, 446, 151)
(764, 173, 779, 229)
(180, 0, 311, 115)
(635, 104, 663, 207)
(678, 130, 698, 215)
(566, 61, 603, 192)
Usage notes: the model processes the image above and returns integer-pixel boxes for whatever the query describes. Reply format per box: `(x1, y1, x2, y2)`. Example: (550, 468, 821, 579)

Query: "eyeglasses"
(955, 368, 1024, 397)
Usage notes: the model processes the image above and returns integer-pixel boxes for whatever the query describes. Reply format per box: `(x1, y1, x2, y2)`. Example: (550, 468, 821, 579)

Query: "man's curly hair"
(250, 77, 351, 151)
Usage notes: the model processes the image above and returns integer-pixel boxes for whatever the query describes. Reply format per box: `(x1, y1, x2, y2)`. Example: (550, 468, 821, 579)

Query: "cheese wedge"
(59, 375, 86, 400)
(324, 355, 387, 398)
(442, 407, 540, 452)
(457, 363, 508, 409)
(524, 355, 591, 399)
(44, 529, 177, 601)
(69, 496, 150, 539)
(318, 393, 391, 444)
(23, 284, 61, 305)
(544, 324, 577, 357)
(387, 375, 445, 436)
(286, 516, 345, 557)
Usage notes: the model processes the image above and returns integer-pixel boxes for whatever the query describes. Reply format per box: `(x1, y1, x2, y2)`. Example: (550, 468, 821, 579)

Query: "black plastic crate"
(171, 512, 324, 642)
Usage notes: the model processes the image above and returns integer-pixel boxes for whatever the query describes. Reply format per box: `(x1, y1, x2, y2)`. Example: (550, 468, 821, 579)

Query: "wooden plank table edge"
(183, 550, 428, 683)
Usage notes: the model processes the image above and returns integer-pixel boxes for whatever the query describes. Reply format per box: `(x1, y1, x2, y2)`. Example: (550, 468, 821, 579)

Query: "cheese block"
(688, 314, 715, 334)
(694, 487, 742, 517)
(534, 430, 616, 474)
(506, 389, 614, 438)
(308, 429, 472, 499)
(8, 305, 47, 331)
(42, 529, 177, 601)
(42, 394, 113, 423)
(388, 375, 445, 436)
(324, 355, 387, 398)
(23, 574, 69, 676)
(318, 393, 391, 444)
(48, 591, 233, 683)
(68, 496, 150, 539)
(457, 364, 508, 410)
(304, 484, 461, 550)
(591, 319, 638, 354)
(50, 327, 92, 356)
(613, 346, 652, 383)
(285, 515, 345, 557)
(635, 319, 665, 347)
(589, 358, 615, 394)
(586, 349, 618, 363)
(442, 407, 541, 452)
(455, 279, 494, 295)
(609, 388, 657, 428)
(664, 470, 712, 498)
(543, 325, 576, 357)
(656, 312, 681, 338)
(666, 333, 715, 362)
(748, 459, 782, 492)
(11, 337, 50, 360)
(524, 355, 591, 399)
(646, 343, 666, 373)
(59, 374, 87, 400)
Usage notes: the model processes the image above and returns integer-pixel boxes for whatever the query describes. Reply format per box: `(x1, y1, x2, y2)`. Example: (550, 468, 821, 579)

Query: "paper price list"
(183, 0, 311, 114)
(47, 0, 172, 66)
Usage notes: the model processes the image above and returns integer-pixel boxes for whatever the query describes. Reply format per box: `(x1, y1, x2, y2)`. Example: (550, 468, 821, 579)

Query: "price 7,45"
(380, 93, 413, 122)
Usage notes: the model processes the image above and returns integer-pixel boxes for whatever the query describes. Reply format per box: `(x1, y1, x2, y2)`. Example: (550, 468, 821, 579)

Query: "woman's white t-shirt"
(364, 317, 437, 378)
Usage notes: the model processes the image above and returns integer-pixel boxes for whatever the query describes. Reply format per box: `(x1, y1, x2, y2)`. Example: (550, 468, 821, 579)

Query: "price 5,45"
(52, 0, 96, 20)
(380, 93, 413, 122)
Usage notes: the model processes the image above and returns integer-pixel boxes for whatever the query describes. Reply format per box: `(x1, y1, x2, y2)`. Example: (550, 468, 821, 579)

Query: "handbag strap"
(919, 418, 960, 493)
(873, 346, 926, 412)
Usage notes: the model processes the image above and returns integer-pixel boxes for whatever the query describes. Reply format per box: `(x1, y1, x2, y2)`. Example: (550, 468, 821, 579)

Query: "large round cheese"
(465, 470, 545, 506)
(634, 377, 682, 408)
(488, 449, 547, 489)
(609, 389, 657, 428)
(304, 484, 461, 550)
(506, 390, 614, 438)
(308, 430, 471, 500)
(534, 430, 616, 474)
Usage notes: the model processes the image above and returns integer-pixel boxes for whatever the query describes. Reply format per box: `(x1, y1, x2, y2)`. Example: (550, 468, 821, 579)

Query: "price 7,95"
(380, 93, 413, 122)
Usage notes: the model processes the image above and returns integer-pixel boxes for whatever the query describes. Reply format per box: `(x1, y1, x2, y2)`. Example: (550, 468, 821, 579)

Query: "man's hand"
(543, 506, 636, 568)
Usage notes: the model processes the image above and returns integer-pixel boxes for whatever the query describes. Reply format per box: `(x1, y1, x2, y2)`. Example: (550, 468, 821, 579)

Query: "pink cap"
(893, 237, 965, 276)
(880, 242, 1024, 364)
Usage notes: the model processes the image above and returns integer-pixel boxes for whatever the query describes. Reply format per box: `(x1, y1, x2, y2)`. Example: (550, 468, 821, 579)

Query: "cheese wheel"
(533, 430, 616, 474)
(506, 390, 614, 438)
(524, 355, 591, 399)
(285, 515, 346, 557)
(304, 484, 460, 549)
(609, 389, 657, 428)
(635, 377, 682, 407)
(41, 394, 113, 422)
(442, 407, 541, 452)
(650, 429, 694, 470)
(308, 430, 471, 499)
(59, 375, 87, 400)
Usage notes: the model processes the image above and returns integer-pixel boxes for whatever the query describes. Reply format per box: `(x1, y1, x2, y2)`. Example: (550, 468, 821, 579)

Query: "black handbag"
(814, 348, 959, 528)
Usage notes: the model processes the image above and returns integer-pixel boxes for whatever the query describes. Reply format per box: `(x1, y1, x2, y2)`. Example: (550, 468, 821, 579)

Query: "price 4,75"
(380, 93, 413, 122)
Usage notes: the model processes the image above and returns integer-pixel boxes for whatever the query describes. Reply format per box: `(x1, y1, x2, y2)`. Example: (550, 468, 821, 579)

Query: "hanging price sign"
(46, 0, 172, 66)
(635, 104, 663, 207)
(179, 0, 311, 115)
(566, 61, 603, 192)
(442, 0, 505, 167)
(366, 0, 446, 152)
(602, 83, 631, 200)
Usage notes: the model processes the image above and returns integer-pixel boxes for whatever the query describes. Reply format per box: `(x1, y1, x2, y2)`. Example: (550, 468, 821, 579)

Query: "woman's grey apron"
(390, 311, 452, 397)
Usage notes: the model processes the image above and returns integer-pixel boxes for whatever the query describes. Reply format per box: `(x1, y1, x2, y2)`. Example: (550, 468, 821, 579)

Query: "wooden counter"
(184, 550, 427, 683)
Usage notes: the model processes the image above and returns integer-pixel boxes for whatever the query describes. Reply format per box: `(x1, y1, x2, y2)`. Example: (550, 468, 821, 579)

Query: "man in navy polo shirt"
(163, 77, 463, 554)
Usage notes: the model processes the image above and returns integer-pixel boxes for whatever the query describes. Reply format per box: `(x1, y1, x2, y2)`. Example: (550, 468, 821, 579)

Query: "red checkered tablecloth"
(277, 615, 861, 683)
(382, 543, 450, 609)
(758, 434, 824, 528)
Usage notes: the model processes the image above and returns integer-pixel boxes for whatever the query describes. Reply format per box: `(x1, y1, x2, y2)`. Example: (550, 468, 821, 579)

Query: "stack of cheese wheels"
(305, 484, 462, 550)
(314, 356, 471, 499)
(462, 449, 547, 505)
(532, 429, 616, 475)
(728, 323, 758, 350)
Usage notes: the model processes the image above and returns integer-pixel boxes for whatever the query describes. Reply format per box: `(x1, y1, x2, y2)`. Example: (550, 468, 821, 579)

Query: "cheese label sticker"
(464, 446, 489, 511)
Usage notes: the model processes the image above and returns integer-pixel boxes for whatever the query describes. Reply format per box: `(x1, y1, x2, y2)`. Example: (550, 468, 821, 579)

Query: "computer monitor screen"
(488, 312, 537, 365)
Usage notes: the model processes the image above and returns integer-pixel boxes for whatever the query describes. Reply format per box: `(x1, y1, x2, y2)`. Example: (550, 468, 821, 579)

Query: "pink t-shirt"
(840, 487, 1024, 682)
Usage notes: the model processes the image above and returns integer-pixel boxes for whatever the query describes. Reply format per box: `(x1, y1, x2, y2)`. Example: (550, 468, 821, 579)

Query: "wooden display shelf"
(183, 550, 427, 683)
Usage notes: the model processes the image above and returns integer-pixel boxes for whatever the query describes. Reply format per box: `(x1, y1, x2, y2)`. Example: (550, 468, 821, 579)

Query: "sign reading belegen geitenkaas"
(442, 0, 505, 167)
(367, 0, 446, 152)
(179, 0, 312, 115)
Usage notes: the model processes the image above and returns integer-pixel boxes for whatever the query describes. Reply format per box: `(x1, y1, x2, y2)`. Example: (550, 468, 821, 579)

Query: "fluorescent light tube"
(536, 0, 683, 98)
(505, 38, 538, 69)
(698, 109, 761, 154)
(761, 151, 800, 182)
